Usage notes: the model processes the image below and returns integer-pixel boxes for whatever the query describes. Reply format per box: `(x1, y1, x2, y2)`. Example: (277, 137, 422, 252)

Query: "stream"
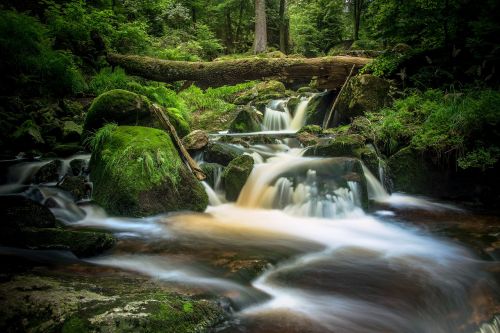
(1, 97, 500, 333)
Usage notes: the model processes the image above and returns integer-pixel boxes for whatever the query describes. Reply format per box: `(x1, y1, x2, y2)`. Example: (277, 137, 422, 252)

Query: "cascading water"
(262, 96, 312, 132)
(1, 132, 498, 332)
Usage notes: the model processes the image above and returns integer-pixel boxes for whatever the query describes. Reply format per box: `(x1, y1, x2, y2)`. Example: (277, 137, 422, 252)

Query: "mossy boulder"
(200, 163, 225, 189)
(90, 126, 207, 216)
(58, 176, 90, 201)
(165, 107, 190, 138)
(287, 97, 300, 114)
(62, 121, 83, 142)
(182, 130, 209, 151)
(304, 91, 335, 126)
(228, 106, 262, 133)
(53, 143, 84, 157)
(84, 89, 155, 133)
(296, 125, 323, 147)
(33, 160, 63, 183)
(331, 74, 392, 126)
(204, 143, 244, 166)
(0, 195, 56, 231)
(69, 158, 88, 176)
(305, 134, 365, 157)
(234, 80, 287, 106)
(222, 155, 254, 201)
(12, 120, 44, 149)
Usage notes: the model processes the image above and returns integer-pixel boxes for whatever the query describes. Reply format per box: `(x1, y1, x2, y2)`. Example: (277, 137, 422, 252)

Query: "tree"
(348, 0, 365, 41)
(279, 0, 289, 53)
(254, 0, 267, 54)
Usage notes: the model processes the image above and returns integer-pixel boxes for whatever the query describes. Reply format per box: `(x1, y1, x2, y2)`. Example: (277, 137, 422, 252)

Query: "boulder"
(33, 160, 63, 183)
(222, 155, 254, 201)
(84, 89, 156, 134)
(90, 126, 207, 216)
(12, 120, 44, 149)
(200, 162, 225, 189)
(61, 121, 83, 142)
(305, 134, 365, 157)
(0, 195, 56, 231)
(296, 125, 323, 147)
(304, 91, 336, 126)
(331, 74, 392, 126)
(204, 143, 244, 166)
(58, 176, 90, 201)
(69, 158, 88, 176)
(182, 130, 209, 151)
(53, 143, 84, 157)
(234, 80, 287, 106)
(228, 106, 262, 133)
(287, 97, 300, 114)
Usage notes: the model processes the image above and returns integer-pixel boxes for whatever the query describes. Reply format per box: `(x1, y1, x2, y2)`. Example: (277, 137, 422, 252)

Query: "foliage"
(360, 51, 410, 77)
(368, 89, 500, 170)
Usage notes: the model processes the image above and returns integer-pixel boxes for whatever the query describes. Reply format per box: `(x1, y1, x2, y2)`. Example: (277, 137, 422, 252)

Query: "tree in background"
(346, 0, 365, 41)
(254, 0, 267, 53)
(279, 0, 290, 53)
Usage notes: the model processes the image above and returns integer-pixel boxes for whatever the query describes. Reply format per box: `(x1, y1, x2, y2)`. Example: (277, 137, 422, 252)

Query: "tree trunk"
(279, 0, 288, 54)
(235, 0, 245, 50)
(225, 10, 234, 52)
(107, 53, 371, 89)
(254, 0, 267, 54)
(353, 0, 363, 41)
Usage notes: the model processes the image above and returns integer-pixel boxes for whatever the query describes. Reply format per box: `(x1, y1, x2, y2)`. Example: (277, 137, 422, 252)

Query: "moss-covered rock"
(165, 107, 190, 138)
(331, 74, 392, 126)
(69, 158, 88, 176)
(182, 130, 209, 151)
(0, 195, 56, 231)
(62, 121, 83, 142)
(234, 80, 287, 106)
(12, 120, 44, 149)
(33, 159, 63, 183)
(287, 97, 300, 114)
(200, 163, 225, 189)
(304, 91, 335, 126)
(84, 89, 155, 133)
(228, 106, 262, 133)
(204, 143, 244, 166)
(53, 143, 84, 157)
(90, 126, 207, 216)
(0, 274, 226, 333)
(296, 125, 323, 147)
(222, 155, 254, 201)
(305, 134, 366, 157)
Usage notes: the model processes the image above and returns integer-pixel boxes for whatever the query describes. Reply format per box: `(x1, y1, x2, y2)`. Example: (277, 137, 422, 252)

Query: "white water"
(262, 96, 312, 132)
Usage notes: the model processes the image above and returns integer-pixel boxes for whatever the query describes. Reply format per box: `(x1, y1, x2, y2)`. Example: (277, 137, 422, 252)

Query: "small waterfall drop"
(262, 96, 313, 132)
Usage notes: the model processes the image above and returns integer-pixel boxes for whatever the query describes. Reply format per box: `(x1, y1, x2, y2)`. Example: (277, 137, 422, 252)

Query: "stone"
(62, 121, 83, 142)
(304, 91, 336, 126)
(304, 134, 366, 157)
(204, 143, 244, 166)
(331, 74, 392, 126)
(69, 158, 88, 176)
(182, 130, 209, 151)
(33, 160, 63, 183)
(90, 126, 208, 216)
(222, 155, 254, 201)
(0, 195, 56, 231)
(228, 106, 262, 133)
(58, 176, 90, 201)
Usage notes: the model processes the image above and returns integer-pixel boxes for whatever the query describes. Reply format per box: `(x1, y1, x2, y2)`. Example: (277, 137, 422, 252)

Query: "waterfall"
(262, 107, 292, 131)
(289, 98, 312, 131)
(262, 96, 313, 132)
(362, 164, 389, 201)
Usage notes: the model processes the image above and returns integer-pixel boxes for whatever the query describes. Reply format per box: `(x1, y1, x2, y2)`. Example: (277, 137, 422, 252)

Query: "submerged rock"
(228, 106, 262, 133)
(204, 142, 244, 166)
(90, 126, 208, 216)
(222, 155, 254, 201)
(182, 129, 209, 151)
(33, 159, 63, 183)
(331, 74, 392, 126)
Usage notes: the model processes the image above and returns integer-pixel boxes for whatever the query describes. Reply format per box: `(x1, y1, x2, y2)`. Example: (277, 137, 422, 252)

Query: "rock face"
(331, 74, 391, 126)
(90, 125, 208, 216)
(222, 155, 254, 201)
(84, 89, 156, 133)
(304, 91, 335, 126)
(229, 106, 262, 133)
(182, 130, 209, 151)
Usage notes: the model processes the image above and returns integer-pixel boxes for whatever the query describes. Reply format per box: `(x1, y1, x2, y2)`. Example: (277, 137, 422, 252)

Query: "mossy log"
(107, 53, 371, 89)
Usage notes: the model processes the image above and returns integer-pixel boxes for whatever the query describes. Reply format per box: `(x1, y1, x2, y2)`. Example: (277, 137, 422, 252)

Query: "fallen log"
(107, 53, 371, 89)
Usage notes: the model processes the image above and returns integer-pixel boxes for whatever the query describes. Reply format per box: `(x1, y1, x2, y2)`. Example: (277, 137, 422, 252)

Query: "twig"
(323, 64, 356, 129)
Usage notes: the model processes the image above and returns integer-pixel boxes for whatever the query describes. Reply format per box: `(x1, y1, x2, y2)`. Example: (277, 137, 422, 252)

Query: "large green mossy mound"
(84, 89, 190, 137)
(222, 155, 254, 201)
(90, 125, 207, 216)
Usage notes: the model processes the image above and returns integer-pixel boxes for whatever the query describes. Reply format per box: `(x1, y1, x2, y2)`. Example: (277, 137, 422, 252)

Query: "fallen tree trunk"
(107, 53, 371, 89)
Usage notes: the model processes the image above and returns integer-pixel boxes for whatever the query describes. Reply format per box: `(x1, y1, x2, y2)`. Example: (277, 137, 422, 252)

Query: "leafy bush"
(361, 51, 410, 77)
(0, 9, 85, 96)
(369, 89, 500, 170)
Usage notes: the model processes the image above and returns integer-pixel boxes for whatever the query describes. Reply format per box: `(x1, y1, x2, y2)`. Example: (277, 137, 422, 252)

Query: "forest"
(0, 0, 500, 332)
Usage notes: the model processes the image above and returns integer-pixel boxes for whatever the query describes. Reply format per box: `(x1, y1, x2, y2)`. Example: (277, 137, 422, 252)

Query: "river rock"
(331, 74, 392, 126)
(200, 162, 225, 189)
(0, 195, 56, 230)
(304, 91, 335, 126)
(90, 126, 208, 216)
(61, 120, 83, 142)
(305, 134, 365, 157)
(69, 158, 88, 176)
(182, 129, 209, 151)
(234, 80, 287, 108)
(204, 142, 244, 166)
(58, 176, 90, 201)
(222, 155, 254, 201)
(12, 120, 45, 149)
(33, 159, 63, 183)
(229, 106, 262, 133)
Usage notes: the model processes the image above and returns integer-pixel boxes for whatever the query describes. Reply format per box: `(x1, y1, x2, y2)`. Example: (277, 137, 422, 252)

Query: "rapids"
(0, 107, 498, 332)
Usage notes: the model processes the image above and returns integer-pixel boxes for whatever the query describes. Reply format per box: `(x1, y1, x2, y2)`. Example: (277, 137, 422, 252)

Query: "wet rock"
(0, 274, 226, 333)
(69, 158, 88, 176)
(84, 89, 156, 134)
(234, 80, 287, 106)
(297, 86, 317, 94)
(18, 228, 115, 257)
(182, 130, 209, 151)
(53, 143, 84, 157)
(331, 74, 392, 126)
(12, 120, 44, 149)
(287, 97, 300, 114)
(296, 125, 323, 147)
(222, 155, 254, 201)
(204, 143, 244, 166)
(200, 163, 225, 189)
(304, 134, 365, 157)
(33, 159, 63, 183)
(229, 106, 262, 133)
(58, 176, 90, 201)
(304, 91, 336, 126)
(0, 195, 56, 231)
(90, 126, 208, 216)
(61, 120, 82, 142)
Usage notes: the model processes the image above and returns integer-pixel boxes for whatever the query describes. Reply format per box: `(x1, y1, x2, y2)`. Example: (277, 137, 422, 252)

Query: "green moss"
(84, 89, 155, 134)
(90, 126, 207, 216)
(166, 107, 190, 137)
(304, 91, 335, 126)
(222, 155, 254, 201)
(204, 143, 243, 166)
(305, 134, 365, 157)
(229, 107, 261, 133)
(298, 125, 323, 135)
(61, 317, 89, 333)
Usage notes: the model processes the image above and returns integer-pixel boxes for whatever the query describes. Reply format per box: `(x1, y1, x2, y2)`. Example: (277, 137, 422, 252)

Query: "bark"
(352, 0, 364, 41)
(279, 0, 289, 54)
(254, 0, 267, 54)
(107, 53, 371, 89)
(225, 10, 234, 52)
